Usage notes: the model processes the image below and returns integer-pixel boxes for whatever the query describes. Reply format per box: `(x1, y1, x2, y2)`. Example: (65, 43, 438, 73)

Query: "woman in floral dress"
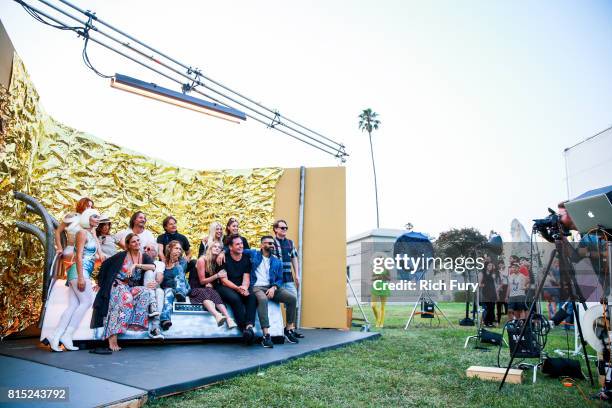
(92, 233, 157, 351)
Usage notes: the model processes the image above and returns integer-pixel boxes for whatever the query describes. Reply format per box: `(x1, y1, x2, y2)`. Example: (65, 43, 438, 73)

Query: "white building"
(346, 228, 405, 305)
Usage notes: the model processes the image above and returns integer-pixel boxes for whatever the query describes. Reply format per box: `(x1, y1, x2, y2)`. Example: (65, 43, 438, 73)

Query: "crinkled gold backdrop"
(0, 53, 283, 337)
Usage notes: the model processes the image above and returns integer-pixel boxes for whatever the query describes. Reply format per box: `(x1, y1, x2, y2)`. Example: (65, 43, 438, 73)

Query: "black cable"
(80, 16, 112, 79)
(17, 0, 112, 78)
(17, 0, 79, 30)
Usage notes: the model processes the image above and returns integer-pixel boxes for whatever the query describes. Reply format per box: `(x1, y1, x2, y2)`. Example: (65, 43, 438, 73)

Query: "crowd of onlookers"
(478, 255, 573, 328)
(47, 197, 303, 353)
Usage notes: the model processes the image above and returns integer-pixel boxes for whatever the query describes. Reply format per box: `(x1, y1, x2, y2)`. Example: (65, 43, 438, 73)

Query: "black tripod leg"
(572, 301, 595, 385)
(499, 248, 556, 391)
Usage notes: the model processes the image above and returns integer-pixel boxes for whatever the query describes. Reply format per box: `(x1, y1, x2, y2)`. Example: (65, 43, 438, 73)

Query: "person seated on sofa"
(143, 244, 165, 339)
(216, 234, 257, 345)
(91, 233, 157, 352)
(247, 236, 299, 348)
(191, 241, 237, 329)
(159, 240, 189, 331)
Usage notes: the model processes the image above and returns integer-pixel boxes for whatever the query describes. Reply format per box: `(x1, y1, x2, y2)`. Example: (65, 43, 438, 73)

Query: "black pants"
(481, 302, 495, 325)
(216, 285, 257, 330)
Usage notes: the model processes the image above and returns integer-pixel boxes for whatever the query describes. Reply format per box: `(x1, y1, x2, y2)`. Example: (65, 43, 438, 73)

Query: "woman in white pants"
(48, 208, 101, 351)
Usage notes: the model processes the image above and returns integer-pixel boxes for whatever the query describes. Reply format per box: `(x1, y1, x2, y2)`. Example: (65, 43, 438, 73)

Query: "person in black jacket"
(91, 233, 157, 351)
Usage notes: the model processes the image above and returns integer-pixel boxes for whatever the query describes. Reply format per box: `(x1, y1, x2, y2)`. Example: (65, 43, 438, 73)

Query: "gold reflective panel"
(0, 53, 283, 336)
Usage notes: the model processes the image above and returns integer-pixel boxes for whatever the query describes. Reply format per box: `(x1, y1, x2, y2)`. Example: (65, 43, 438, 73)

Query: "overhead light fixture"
(110, 73, 247, 123)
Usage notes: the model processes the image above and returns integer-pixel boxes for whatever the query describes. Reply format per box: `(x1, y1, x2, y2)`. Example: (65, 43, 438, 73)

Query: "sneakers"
(148, 328, 164, 339)
(242, 326, 255, 345)
(284, 328, 299, 344)
(161, 320, 172, 331)
(261, 334, 274, 348)
(148, 302, 160, 318)
(292, 329, 305, 339)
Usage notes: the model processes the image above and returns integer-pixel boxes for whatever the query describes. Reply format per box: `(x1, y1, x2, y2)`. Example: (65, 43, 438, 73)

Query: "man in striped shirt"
(272, 219, 304, 338)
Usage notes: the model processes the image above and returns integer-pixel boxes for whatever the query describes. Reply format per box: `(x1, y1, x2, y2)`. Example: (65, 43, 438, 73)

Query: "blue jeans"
(161, 288, 175, 322)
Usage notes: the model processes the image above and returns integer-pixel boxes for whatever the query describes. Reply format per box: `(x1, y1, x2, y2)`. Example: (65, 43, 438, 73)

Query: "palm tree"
(358, 108, 381, 228)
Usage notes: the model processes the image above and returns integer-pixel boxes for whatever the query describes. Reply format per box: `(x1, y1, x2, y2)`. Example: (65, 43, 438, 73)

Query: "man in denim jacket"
(246, 236, 299, 347)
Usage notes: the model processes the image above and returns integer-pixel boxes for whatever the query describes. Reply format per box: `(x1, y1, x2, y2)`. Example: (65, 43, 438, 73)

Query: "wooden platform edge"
(466, 365, 523, 384)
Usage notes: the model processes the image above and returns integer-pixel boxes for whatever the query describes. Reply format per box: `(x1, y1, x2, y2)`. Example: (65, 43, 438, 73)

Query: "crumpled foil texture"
(0, 53, 283, 337)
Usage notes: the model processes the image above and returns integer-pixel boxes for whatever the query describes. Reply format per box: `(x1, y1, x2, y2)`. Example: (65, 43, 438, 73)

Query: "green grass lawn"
(147, 303, 600, 407)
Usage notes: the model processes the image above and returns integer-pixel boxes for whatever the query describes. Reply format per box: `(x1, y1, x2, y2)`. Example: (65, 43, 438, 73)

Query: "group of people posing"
(47, 197, 302, 352)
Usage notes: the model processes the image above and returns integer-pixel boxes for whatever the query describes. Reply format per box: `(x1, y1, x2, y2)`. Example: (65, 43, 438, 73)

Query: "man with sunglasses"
(272, 219, 304, 338)
(248, 236, 299, 347)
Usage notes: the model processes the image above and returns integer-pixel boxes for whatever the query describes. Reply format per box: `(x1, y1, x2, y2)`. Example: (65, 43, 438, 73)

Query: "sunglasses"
(278, 226, 288, 230)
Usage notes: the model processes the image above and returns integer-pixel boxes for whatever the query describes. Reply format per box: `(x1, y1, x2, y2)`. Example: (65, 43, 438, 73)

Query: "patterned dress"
(102, 256, 153, 339)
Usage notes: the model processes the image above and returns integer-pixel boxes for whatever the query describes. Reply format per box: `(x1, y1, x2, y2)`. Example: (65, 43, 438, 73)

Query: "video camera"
(532, 208, 570, 241)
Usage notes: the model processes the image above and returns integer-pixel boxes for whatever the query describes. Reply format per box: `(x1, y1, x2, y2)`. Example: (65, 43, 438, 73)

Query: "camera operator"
(537, 200, 609, 300)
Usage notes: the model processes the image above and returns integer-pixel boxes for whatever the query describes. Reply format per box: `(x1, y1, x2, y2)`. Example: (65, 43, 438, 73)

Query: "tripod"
(405, 288, 454, 329)
(499, 237, 595, 390)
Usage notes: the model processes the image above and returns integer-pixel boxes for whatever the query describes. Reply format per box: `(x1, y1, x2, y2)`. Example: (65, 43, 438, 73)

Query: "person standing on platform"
(157, 215, 191, 262)
(272, 219, 304, 338)
(116, 211, 156, 252)
(54, 197, 94, 267)
(48, 208, 100, 352)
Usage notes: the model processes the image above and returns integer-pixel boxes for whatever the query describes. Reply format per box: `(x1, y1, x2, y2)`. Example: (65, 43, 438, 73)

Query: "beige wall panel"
(301, 167, 347, 329)
(273, 167, 347, 329)
(273, 168, 300, 241)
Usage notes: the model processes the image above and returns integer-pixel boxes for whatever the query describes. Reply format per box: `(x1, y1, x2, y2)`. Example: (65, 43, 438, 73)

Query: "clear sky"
(2, 0, 611, 240)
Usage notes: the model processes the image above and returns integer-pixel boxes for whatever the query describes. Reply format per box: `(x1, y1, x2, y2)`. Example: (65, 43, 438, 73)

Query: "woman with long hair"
(159, 240, 190, 330)
(479, 261, 498, 327)
(191, 241, 237, 328)
(198, 221, 223, 258)
(222, 217, 250, 249)
(495, 260, 509, 324)
(47, 208, 100, 352)
(91, 233, 157, 352)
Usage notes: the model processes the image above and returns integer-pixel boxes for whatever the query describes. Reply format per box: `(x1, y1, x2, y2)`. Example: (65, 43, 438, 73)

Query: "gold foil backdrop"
(0, 53, 283, 337)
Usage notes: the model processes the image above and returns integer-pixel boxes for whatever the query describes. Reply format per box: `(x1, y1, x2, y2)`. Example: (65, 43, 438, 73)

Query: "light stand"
(464, 284, 482, 347)
(459, 269, 475, 326)
(347, 275, 371, 332)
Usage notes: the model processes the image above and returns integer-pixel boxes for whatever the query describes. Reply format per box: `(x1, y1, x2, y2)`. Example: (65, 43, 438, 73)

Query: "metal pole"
(297, 166, 306, 328)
